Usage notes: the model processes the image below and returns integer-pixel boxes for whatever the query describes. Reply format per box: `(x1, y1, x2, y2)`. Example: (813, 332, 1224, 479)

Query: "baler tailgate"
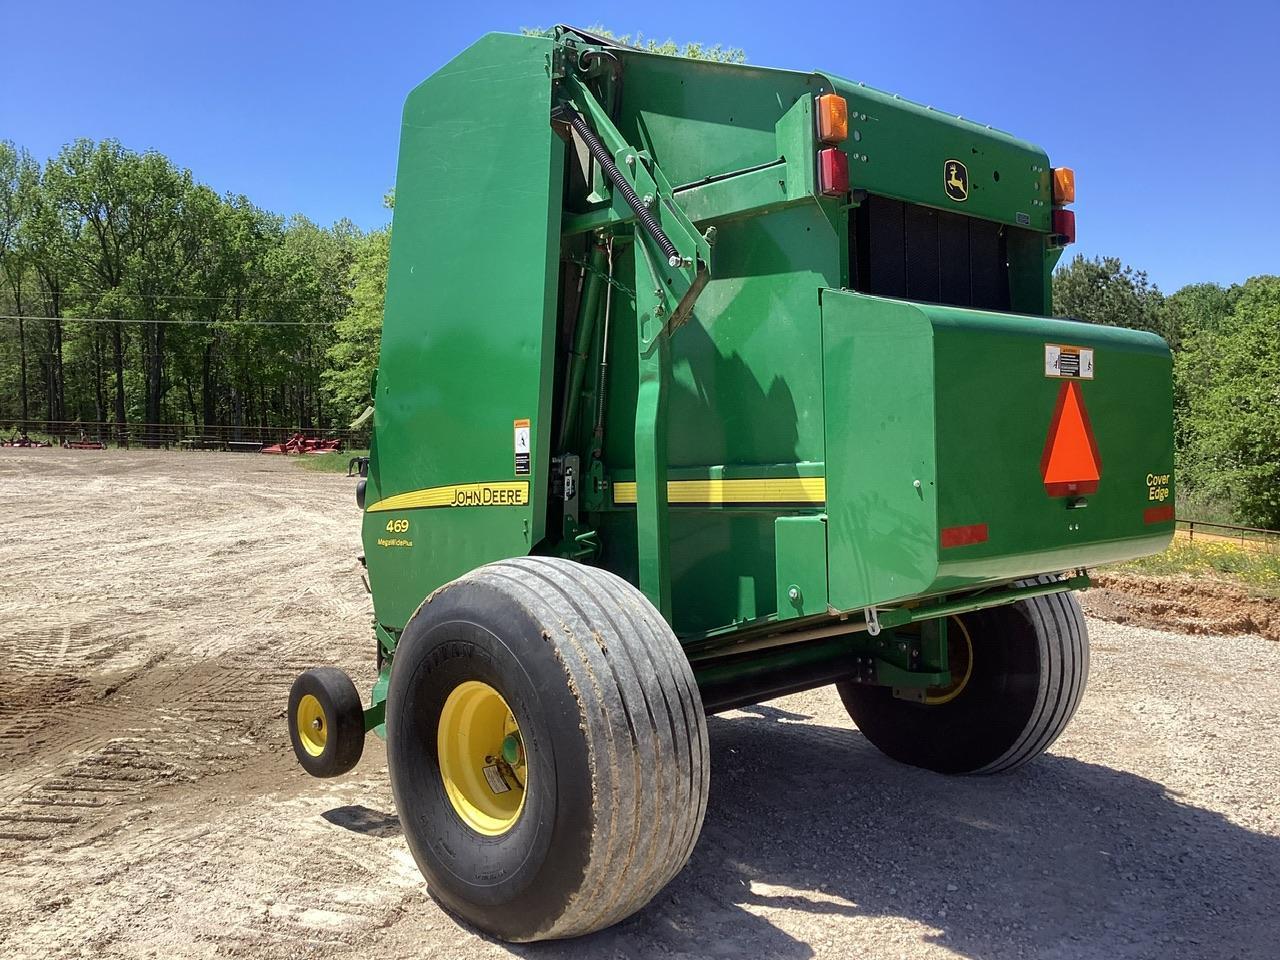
(821, 289, 1174, 612)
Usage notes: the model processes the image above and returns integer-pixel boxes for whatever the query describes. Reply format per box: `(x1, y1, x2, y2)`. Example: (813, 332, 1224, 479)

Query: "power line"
(0, 320, 340, 330)
(77, 290, 322, 304)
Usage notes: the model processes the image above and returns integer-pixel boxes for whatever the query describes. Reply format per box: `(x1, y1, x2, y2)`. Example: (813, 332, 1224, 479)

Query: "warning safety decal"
(1045, 343, 1095, 379)
(513, 418, 531, 476)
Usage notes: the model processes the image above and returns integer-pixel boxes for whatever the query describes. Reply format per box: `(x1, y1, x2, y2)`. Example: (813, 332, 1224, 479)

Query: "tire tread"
(475, 558, 709, 939)
(977, 581, 1088, 773)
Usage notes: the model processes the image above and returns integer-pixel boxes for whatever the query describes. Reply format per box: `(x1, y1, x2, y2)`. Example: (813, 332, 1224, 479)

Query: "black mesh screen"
(851, 195, 1012, 312)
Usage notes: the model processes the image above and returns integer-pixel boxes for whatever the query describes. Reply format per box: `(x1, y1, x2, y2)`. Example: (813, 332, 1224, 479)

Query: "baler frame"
(287, 26, 1172, 942)
(349, 25, 1121, 721)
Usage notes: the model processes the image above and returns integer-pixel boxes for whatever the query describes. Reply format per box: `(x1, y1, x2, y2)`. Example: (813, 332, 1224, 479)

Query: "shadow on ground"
(328, 706, 1279, 959)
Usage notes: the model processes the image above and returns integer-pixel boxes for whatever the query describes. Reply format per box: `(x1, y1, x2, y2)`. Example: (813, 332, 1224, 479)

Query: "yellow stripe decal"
(367, 481, 529, 513)
(611, 477, 825, 506)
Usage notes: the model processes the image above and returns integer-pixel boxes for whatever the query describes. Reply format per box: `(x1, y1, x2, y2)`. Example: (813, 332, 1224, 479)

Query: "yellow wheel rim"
(437, 681, 527, 836)
(296, 694, 328, 757)
(924, 616, 975, 706)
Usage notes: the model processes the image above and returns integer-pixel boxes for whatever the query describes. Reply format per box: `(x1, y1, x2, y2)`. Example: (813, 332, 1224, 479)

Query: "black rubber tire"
(385, 557, 710, 942)
(838, 582, 1089, 774)
(288, 667, 365, 778)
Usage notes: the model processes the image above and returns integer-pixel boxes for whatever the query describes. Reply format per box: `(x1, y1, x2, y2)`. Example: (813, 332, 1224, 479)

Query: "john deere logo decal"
(944, 159, 968, 202)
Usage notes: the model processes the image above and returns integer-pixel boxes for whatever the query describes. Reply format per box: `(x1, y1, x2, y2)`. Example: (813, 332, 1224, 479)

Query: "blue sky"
(5, 1, 1277, 292)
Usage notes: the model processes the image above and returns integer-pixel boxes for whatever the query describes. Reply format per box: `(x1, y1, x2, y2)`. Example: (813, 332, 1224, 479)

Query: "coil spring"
(563, 107, 682, 267)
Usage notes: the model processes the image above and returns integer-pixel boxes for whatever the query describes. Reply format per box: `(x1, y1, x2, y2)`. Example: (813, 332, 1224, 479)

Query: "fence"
(0, 419, 369, 452)
(1176, 518, 1280, 553)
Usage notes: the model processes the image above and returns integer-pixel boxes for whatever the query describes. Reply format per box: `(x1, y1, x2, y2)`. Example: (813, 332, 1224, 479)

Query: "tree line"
(0, 139, 386, 440)
(0, 29, 725, 445)
(1053, 257, 1280, 528)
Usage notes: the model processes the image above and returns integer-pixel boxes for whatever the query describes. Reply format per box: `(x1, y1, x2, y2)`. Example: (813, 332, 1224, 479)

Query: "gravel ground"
(0, 448, 1276, 960)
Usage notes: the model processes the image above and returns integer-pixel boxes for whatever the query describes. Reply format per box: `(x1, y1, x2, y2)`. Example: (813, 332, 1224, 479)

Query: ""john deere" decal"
(943, 159, 968, 202)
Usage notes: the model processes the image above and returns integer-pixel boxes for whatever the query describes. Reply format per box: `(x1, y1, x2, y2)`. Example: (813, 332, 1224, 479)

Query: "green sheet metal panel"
(822, 74, 1053, 233)
(774, 515, 830, 620)
(610, 55, 819, 189)
(823, 290, 1174, 612)
(822, 293, 941, 609)
(607, 51, 1050, 231)
(592, 202, 839, 636)
(667, 203, 837, 467)
(929, 302, 1174, 581)
(362, 33, 564, 630)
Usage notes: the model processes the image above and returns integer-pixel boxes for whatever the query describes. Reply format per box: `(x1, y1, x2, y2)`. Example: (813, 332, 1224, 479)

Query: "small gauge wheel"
(288, 667, 365, 778)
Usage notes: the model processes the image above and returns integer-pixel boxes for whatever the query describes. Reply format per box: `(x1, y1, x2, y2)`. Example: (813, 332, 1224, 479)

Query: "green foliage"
(1167, 281, 1236, 453)
(324, 227, 389, 419)
(521, 25, 746, 63)
(0, 142, 41, 422)
(1166, 281, 1241, 340)
(0, 143, 40, 301)
(1052, 255, 1172, 343)
(1174, 487, 1236, 527)
(1177, 276, 1280, 528)
(0, 138, 372, 436)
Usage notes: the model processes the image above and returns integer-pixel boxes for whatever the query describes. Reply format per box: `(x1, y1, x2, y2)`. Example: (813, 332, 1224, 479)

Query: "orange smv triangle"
(1040, 380, 1101, 497)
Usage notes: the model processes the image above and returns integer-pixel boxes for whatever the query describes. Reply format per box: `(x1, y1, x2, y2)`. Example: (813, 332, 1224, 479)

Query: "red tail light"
(818, 147, 848, 197)
(1052, 208, 1076, 244)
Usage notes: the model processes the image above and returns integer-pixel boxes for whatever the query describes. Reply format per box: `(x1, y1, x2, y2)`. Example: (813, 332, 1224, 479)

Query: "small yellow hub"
(437, 681, 527, 836)
(296, 694, 328, 757)
(924, 616, 975, 706)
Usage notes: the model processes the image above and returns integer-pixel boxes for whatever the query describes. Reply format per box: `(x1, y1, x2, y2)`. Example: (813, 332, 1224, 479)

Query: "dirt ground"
(1082, 571, 1280, 643)
(1, 449, 1277, 960)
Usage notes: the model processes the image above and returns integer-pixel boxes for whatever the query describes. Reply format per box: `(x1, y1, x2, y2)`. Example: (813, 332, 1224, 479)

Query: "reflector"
(1041, 380, 1101, 496)
(940, 523, 989, 548)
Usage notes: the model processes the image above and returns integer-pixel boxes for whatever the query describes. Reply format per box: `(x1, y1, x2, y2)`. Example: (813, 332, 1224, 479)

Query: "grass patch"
(1175, 488, 1237, 526)
(294, 449, 368, 473)
(1113, 538, 1280, 598)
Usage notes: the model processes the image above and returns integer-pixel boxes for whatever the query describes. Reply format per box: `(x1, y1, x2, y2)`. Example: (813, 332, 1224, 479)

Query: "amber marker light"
(816, 93, 849, 143)
(1052, 167, 1075, 204)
